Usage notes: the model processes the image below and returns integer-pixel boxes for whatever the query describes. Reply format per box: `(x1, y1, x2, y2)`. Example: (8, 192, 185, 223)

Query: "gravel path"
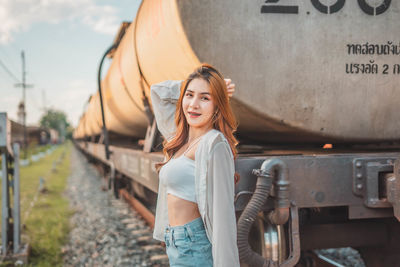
(63, 147, 169, 267)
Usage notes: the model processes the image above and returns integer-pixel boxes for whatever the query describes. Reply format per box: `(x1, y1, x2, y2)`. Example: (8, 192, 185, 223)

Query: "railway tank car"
(75, 0, 400, 144)
(74, 1, 400, 266)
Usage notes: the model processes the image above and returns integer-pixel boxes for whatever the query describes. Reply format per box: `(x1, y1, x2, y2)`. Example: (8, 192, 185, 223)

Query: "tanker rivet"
(356, 173, 362, 179)
(356, 161, 362, 168)
(356, 184, 363, 190)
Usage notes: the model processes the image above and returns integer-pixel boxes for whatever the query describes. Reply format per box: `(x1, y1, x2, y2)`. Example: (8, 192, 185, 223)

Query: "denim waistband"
(164, 217, 205, 241)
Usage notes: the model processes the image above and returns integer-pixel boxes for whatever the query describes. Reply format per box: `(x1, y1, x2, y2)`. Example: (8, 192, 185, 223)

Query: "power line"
(0, 47, 20, 75)
(0, 58, 20, 83)
(0, 69, 15, 84)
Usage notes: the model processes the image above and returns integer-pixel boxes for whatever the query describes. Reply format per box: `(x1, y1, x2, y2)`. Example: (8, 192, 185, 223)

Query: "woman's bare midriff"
(167, 194, 201, 226)
(167, 141, 201, 226)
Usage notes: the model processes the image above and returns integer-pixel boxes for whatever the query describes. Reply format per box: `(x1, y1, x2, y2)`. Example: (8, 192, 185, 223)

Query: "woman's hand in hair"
(224, 79, 235, 98)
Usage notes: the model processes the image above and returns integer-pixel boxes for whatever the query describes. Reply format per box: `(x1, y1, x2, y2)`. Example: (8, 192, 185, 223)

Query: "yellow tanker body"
(77, 0, 400, 144)
(84, 93, 102, 136)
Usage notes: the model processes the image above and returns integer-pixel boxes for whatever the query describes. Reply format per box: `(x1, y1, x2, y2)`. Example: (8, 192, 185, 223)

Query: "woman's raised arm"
(150, 80, 182, 140)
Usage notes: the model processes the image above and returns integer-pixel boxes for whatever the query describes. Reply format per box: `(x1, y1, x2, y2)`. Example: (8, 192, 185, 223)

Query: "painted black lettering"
(358, 0, 391, 16)
(261, 0, 299, 14)
(393, 64, 400, 74)
(383, 64, 389, 74)
(311, 0, 346, 14)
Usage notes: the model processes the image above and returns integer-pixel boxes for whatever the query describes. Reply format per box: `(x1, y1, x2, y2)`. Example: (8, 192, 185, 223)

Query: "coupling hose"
(237, 158, 289, 267)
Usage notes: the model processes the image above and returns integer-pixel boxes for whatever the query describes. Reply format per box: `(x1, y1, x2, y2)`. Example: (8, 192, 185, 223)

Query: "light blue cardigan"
(151, 80, 240, 267)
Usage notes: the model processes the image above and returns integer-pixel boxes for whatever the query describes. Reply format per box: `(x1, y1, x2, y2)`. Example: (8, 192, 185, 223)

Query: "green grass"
(28, 143, 52, 157)
(0, 142, 73, 266)
(23, 143, 51, 159)
(0, 143, 52, 166)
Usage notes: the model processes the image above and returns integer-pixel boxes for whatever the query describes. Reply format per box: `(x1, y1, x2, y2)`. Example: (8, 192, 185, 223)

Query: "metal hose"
(268, 160, 290, 225)
(237, 158, 289, 267)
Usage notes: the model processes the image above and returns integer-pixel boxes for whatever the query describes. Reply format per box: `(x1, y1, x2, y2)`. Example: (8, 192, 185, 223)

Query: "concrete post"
(13, 143, 20, 254)
(1, 151, 8, 255)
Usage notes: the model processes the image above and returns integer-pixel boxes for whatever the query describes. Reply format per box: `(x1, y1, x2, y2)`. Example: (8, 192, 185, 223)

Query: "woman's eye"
(202, 97, 209, 101)
(185, 93, 193, 97)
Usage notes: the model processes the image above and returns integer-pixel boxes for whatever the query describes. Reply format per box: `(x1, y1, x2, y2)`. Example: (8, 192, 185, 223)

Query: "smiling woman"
(151, 63, 240, 267)
(159, 64, 238, 165)
(183, 78, 214, 130)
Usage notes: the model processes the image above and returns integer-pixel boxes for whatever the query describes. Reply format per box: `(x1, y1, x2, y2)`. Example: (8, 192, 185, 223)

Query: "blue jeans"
(164, 217, 213, 267)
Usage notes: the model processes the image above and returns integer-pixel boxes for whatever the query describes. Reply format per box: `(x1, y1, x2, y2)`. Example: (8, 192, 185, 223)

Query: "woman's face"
(182, 78, 216, 131)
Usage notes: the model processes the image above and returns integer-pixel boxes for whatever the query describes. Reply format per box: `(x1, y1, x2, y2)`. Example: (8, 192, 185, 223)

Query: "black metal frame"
(235, 152, 400, 214)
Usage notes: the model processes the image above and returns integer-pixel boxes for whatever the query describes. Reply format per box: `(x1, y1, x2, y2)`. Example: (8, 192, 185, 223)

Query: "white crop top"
(159, 155, 196, 203)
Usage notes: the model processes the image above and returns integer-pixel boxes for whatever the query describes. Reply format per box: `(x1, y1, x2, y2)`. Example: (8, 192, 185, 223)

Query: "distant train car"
(27, 126, 51, 145)
(9, 119, 51, 147)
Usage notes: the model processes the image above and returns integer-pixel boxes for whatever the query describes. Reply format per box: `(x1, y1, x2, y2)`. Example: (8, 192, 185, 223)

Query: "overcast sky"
(0, 0, 141, 127)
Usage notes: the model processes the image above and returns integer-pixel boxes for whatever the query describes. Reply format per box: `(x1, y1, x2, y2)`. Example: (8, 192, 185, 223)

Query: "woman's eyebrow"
(186, 89, 210, 95)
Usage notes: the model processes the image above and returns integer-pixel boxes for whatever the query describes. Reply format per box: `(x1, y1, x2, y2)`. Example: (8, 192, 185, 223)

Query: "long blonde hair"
(156, 63, 239, 179)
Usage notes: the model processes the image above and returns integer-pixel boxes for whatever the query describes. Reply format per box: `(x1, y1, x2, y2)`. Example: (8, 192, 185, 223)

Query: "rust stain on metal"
(120, 189, 155, 229)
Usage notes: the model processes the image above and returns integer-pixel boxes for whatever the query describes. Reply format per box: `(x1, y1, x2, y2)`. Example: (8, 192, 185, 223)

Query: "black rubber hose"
(237, 158, 286, 267)
(97, 44, 116, 160)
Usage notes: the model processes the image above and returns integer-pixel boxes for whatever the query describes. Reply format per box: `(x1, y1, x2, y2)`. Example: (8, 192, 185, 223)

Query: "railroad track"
(298, 250, 365, 267)
(310, 251, 346, 267)
(109, 197, 169, 267)
(63, 147, 169, 267)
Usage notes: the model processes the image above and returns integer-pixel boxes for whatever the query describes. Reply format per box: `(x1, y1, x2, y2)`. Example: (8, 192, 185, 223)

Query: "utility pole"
(15, 51, 33, 159)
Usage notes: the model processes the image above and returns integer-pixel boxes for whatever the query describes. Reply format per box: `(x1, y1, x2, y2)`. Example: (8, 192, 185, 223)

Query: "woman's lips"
(188, 112, 201, 118)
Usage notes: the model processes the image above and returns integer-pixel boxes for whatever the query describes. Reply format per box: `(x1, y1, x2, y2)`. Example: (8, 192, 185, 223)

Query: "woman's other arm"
(150, 80, 182, 140)
(208, 141, 240, 267)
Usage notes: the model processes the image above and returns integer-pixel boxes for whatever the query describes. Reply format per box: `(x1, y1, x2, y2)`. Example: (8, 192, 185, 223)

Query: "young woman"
(151, 64, 240, 267)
